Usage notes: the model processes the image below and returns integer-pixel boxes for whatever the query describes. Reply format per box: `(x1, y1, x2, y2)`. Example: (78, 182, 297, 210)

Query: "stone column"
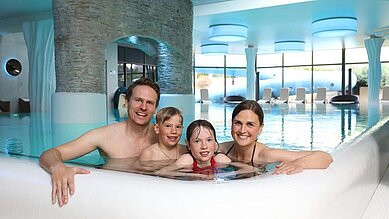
(52, 0, 193, 124)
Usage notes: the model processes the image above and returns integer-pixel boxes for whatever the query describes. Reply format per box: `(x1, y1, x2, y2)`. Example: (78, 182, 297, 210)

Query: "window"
(117, 46, 157, 87)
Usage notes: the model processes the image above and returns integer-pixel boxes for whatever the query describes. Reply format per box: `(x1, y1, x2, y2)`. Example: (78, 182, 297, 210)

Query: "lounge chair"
(295, 87, 306, 103)
(257, 88, 273, 104)
(315, 87, 328, 104)
(275, 88, 289, 104)
(0, 100, 10, 113)
(199, 88, 212, 103)
(381, 86, 389, 103)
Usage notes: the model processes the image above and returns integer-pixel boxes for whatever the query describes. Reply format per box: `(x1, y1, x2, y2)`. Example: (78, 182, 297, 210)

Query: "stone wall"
(53, 0, 193, 94)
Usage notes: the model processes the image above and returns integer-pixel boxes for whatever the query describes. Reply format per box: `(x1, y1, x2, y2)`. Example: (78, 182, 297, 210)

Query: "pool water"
(195, 103, 370, 152)
(0, 102, 380, 179)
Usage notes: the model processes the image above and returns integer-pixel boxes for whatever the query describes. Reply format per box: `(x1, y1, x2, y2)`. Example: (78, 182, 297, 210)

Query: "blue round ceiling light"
(200, 43, 229, 55)
(208, 24, 248, 42)
(274, 40, 305, 53)
(312, 17, 357, 37)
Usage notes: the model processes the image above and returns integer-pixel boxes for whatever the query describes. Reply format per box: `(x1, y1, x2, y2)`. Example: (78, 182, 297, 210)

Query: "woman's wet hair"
(186, 119, 218, 143)
(232, 100, 264, 126)
(125, 77, 161, 107)
(156, 107, 183, 125)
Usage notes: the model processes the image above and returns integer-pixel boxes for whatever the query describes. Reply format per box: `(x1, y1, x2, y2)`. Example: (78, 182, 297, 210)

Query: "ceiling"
(193, 0, 389, 54)
(1, 0, 388, 55)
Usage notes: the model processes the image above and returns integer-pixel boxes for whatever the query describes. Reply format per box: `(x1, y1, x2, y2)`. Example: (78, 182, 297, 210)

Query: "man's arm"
(39, 128, 104, 206)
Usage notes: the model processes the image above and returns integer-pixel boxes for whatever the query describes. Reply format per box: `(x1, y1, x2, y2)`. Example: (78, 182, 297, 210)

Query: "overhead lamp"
(208, 24, 248, 42)
(274, 41, 305, 53)
(200, 43, 228, 55)
(312, 17, 357, 37)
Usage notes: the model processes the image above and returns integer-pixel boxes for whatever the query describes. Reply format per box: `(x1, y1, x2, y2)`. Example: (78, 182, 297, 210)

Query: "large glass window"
(381, 47, 389, 62)
(346, 63, 368, 95)
(257, 67, 282, 99)
(313, 49, 342, 65)
(284, 52, 312, 66)
(193, 46, 389, 103)
(195, 54, 224, 67)
(226, 55, 246, 67)
(346, 48, 368, 63)
(284, 66, 312, 101)
(225, 68, 246, 98)
(312, 65, 342, 100)
(382, 63, 389, 87)
(117, 46, 157, 87)
(194, 67, 224, 103)
(257, 53, 282, 67)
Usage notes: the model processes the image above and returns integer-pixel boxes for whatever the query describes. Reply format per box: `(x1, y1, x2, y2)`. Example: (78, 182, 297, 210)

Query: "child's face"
(155, 114, 183, 147)
(187, 126, 216, 164)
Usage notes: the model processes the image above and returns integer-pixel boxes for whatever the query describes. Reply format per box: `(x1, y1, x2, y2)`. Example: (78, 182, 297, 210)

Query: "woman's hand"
(50, 164, 90, 207)
(273, 161, 304, 175)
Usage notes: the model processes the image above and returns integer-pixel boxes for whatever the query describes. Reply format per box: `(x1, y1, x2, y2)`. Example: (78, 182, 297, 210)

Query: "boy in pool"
(139, 107, 187, 162)
(156, 119, 231, 178)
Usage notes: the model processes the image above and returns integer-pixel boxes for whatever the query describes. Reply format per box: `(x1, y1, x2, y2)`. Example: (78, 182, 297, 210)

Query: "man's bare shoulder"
(86, 121, 126, 137)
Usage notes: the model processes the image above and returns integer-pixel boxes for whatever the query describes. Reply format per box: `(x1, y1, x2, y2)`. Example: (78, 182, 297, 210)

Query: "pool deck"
(363, 165, 389, 219)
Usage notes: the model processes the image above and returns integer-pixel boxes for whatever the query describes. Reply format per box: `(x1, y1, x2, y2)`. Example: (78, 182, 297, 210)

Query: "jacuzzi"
(1, 117, 388, 219)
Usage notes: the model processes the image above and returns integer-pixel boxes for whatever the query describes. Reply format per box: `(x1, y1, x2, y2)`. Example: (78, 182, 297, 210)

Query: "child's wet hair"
(186, 119, 217, 143)
(156, 107, 183, 125)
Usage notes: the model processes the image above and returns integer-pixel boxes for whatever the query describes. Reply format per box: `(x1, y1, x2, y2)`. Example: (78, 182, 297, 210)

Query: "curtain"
(22, 19, 56, 112)
(245, 47, 258, 100)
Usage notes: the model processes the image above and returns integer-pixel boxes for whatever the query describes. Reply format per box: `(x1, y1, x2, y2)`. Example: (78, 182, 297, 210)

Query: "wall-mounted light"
(3, 58, 22, 77)
(208, 24, 248, 42)
(312, 17, 357, 37)
(274, 40, 305, 53)
(201, 43, 228, 55)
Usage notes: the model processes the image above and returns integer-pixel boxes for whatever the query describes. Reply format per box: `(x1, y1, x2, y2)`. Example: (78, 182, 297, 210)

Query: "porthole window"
(5, 59, 22, 77)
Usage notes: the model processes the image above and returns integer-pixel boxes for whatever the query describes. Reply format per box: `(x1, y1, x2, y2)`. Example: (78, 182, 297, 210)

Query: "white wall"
(0, 32, 29, 113)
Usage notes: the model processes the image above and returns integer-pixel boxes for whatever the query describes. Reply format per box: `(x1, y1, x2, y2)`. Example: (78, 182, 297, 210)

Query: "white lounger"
(314, 87, 328, 104)
(258, 88, 273, 104)
(381, 86, 389, 103)
(275, 88, 289, 104)
(295, 87, 306, 103)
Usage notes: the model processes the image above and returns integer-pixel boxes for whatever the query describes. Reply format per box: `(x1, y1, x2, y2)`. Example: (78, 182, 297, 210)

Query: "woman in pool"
(219, 100, 333, 175)
(156, 119, 231, 178)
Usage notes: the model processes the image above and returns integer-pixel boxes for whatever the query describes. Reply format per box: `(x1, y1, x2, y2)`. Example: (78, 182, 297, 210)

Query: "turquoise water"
(0, 103, 381, 167)
(195, 103, 371, 152)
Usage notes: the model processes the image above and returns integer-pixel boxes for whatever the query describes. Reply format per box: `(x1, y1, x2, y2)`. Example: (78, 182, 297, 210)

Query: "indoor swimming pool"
(0, 101, 383, 174)
(1, 102, 389, 219)
(0, 103, 375, 165)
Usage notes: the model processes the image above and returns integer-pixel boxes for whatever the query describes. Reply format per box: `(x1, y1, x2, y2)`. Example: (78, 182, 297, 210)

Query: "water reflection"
(98, 157, 264, 181)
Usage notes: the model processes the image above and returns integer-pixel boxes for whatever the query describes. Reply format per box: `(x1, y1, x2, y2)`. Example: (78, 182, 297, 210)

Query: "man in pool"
(39, 77, 160, 207)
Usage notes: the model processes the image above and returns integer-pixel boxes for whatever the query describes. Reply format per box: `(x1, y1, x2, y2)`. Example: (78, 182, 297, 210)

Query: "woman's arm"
(260, 148, 333, 175)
